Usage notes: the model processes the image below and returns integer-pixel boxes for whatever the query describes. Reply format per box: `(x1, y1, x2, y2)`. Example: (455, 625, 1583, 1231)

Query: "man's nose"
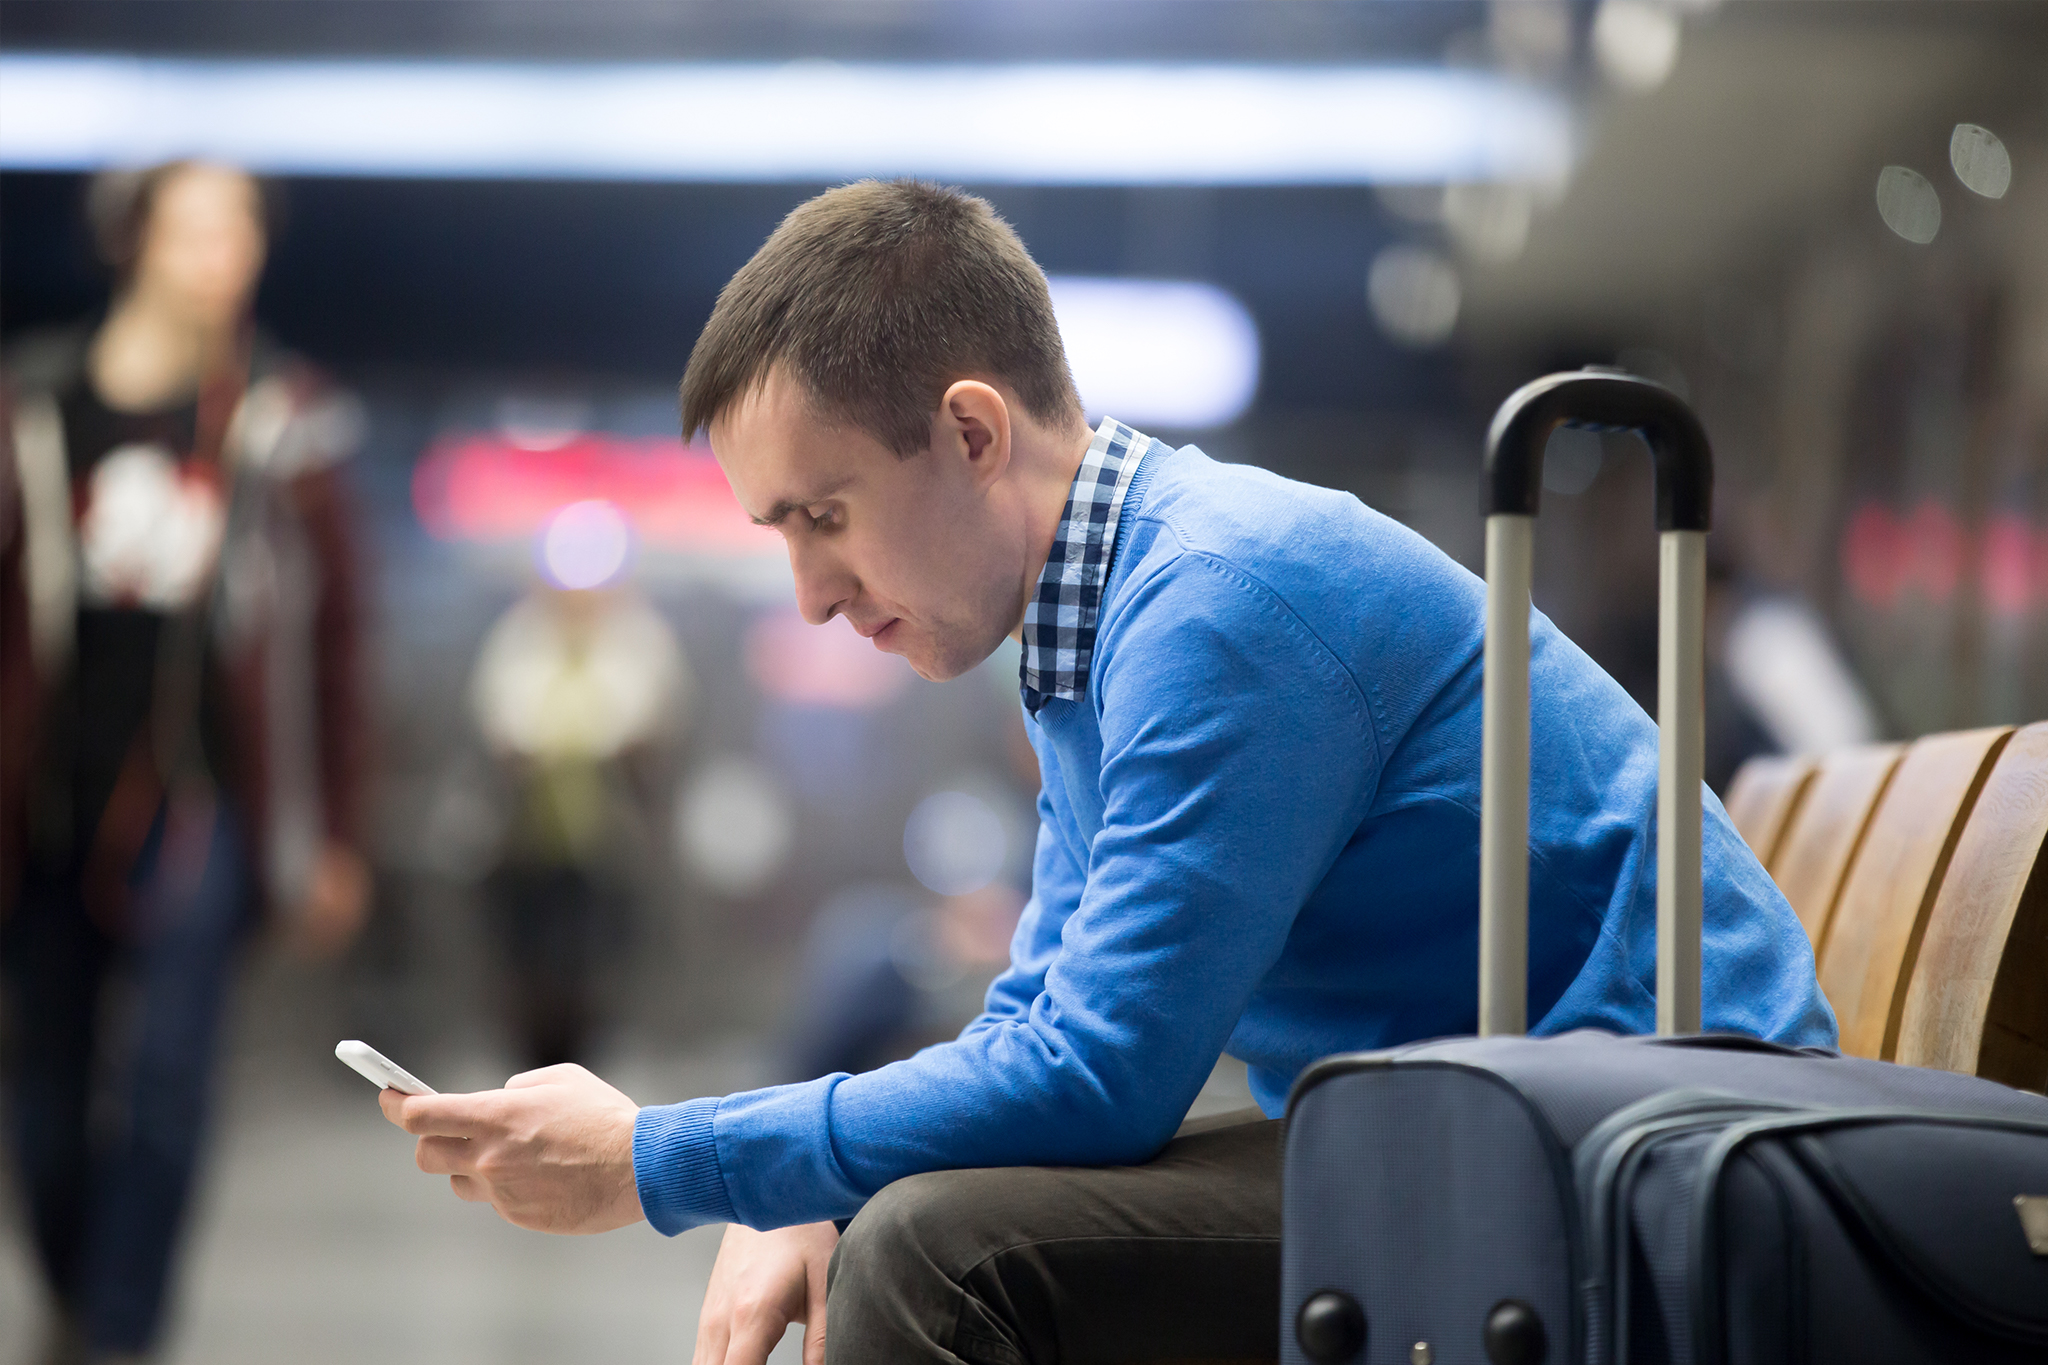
(789, 539, 853, 627)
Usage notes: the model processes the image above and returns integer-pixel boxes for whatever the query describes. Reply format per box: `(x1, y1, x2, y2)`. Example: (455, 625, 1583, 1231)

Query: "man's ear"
(935, 380, 1012, 490)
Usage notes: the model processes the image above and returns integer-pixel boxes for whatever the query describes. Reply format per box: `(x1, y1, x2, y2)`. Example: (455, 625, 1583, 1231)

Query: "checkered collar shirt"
(1019, 416, 1158, 715)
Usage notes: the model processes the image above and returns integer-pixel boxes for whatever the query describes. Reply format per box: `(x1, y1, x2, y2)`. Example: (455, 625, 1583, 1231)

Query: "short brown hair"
(680, 180, 1081, 456)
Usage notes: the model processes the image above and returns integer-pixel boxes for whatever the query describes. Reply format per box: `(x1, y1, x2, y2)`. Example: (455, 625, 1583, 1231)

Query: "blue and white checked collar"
(1019, 417, 1158, 714)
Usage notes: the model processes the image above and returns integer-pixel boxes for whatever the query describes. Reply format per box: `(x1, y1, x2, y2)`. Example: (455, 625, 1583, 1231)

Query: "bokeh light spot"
(904, 791, 1007, 897)
(1593, 0, 1682, 93)
(673, 756, 793, 898)
(1875, 165, 1941, 244)
(541, 498, 631, 589)
(1368, 245, 1461, 348)
(1949, 123, 2012, 200)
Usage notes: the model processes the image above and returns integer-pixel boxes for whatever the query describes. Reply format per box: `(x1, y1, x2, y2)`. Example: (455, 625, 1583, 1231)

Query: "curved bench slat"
(1770, 742, 1906, 952)
(1817, 726, 2013, 1062)
(1723, 752, 1820, 873)
(1897, 721, 2048, 1091)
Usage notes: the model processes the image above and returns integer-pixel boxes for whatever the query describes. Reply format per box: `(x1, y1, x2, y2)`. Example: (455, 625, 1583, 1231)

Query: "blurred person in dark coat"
(0, 161, 369, 1363)
(469, 558, 687, 1070)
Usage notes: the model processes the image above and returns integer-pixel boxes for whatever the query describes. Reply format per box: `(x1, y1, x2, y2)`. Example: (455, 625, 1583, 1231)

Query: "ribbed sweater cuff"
(633, 1098, 736, 1236)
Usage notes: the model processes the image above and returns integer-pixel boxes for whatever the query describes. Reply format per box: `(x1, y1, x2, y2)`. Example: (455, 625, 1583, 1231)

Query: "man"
(381, 180, 1833, 1364)
(3, 161, 369, 1362)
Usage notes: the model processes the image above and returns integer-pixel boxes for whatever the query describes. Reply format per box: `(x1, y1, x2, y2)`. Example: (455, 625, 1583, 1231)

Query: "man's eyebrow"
(751, 476, 853, 526)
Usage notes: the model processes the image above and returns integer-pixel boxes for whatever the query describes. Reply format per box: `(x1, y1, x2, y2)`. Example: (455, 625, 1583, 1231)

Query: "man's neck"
(1009, 418, 1098, 643)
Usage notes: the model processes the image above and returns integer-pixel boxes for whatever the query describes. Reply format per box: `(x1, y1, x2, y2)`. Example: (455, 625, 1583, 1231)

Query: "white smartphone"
(335, 1039, 437, 1095)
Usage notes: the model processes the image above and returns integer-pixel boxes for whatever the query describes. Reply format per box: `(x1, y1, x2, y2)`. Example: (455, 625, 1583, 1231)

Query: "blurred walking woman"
(1, 162, 370, 1363)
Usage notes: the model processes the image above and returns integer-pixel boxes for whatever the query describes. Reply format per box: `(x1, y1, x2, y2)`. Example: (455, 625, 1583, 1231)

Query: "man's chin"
(897, 635, 994, 684)
(904, 651, 964, 683)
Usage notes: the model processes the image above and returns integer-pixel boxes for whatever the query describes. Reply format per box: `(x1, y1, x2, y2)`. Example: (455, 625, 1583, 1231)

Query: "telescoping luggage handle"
(1480, 368, 1713, 1039)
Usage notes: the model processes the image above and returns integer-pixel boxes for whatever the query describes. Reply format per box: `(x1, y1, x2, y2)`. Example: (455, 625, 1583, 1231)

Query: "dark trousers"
(2, 805, 248, 1354)
(827, 1108, 1282, 1365)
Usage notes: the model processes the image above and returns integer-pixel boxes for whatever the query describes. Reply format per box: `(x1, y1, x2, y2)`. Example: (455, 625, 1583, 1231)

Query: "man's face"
(711, 367, 1028, 682)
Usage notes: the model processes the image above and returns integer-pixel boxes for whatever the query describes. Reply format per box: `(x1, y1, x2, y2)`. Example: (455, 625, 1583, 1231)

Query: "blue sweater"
(634, 442, 1836, 1235)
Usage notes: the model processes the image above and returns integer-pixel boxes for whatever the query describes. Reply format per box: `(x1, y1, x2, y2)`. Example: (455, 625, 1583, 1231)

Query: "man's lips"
(853, 617, 899, 642)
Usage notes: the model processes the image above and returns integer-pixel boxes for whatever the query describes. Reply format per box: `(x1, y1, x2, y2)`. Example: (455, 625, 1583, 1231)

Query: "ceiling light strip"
(0, 55, 1573, 186)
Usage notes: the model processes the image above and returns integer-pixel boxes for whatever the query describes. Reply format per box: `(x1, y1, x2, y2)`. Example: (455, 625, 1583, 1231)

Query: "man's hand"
(693, 1221, 839, 1365)
(380, 1064, 643, 1234)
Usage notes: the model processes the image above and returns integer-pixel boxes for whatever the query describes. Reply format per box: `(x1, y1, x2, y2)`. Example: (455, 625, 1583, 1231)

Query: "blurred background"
(1, 1, 2043, 1361)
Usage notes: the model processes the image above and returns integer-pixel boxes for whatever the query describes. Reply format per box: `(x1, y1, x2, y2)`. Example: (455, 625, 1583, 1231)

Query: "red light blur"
(1981, 511, 2034, 618)
(1843, 498, 2048, 617)
(412, 432, 780, 556)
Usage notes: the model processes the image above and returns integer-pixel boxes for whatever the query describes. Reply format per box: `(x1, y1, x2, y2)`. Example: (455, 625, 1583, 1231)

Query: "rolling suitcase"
(1280, 369, 2048, 1365)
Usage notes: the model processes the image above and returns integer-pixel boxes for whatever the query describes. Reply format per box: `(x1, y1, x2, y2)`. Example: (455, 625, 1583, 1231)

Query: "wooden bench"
(1721, 752, 1819, 873)
(1763, 742, 1905, 953)
(1894, 721, 2048, 1091)
(1813, 727, 2013, 1061)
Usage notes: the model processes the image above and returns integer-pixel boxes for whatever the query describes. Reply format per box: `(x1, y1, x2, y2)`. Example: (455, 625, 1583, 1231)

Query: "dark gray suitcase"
(1280, 370, 2048, 1365)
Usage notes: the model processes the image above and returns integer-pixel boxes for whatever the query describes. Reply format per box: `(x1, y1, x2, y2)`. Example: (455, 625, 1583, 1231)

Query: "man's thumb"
(802, 1317, 827, 1365)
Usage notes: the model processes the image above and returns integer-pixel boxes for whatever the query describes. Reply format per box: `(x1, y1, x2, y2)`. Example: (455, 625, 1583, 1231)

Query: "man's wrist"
(608, 1103, 650, 1229)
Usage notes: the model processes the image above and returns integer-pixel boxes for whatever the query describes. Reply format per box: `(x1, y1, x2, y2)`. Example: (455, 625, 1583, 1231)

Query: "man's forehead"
(717, 366, 849, 450)
(712, 369, 872, 517)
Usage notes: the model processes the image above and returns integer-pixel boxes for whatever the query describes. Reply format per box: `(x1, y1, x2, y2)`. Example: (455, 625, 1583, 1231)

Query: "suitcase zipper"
(1687, 1109, 2048, 1365)
(1574, 1090, 1799, 1365)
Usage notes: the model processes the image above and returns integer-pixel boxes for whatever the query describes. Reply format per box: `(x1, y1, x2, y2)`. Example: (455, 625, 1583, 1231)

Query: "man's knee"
(829, 1170, 1028, 1365)
(832, 1168, 982, 1292)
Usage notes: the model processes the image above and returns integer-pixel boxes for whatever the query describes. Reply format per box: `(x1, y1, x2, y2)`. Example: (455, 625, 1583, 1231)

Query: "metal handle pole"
(1484, 369, 1713, 1037)
(1657, 529, 1706, 1035)
(1480, 513, 1534, 1037)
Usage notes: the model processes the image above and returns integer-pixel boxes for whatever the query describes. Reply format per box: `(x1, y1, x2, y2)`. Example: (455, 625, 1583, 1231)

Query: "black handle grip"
(1483, 367, 1713, 532)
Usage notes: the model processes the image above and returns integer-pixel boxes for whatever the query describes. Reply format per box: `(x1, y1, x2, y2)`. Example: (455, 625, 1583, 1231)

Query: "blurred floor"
(0, 1032, 798, 1363)
(1, 956, 1253, 1365)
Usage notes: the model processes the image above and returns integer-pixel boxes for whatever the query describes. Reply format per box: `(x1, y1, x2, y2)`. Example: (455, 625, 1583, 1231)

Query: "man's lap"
(827, 1107, 1281, 1365)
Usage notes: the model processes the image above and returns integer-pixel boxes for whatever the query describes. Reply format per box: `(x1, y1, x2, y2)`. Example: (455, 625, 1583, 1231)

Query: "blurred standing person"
(469, 518, 688, 1069)
(1, 161, 370, 1363)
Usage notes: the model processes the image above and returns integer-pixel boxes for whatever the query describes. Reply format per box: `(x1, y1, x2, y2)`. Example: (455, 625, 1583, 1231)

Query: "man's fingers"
(391, 1092, 490, 1138)
(720, 1307, 790, 1365)
(505, 1063, 585, 1090)
(691, 1312, 730, 1365)
(416, 1135, 479, 1177)
(449, 1174, 490, 1203)
(803, 1257, 830, 1365)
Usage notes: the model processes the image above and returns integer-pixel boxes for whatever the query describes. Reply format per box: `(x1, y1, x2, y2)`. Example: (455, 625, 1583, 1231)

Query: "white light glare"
(0, 56, 1573, 186)
(1048, 277, 1259, 429)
